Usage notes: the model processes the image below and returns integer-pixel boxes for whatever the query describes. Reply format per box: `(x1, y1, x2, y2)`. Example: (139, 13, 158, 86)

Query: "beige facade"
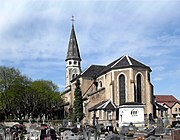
(164, 102, 180, 119)
(155, 95, 180, 120)
(64, 56, 154, 126)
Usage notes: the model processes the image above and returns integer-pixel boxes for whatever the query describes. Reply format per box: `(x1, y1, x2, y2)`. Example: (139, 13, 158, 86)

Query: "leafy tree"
(30, 80, 64, 119)
(73, 79, 84, 122)
(0, 66, 64, 120)
(0, 66, 31, 119)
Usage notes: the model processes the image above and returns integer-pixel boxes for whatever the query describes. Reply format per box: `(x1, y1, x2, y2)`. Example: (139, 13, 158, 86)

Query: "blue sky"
(0, 0, 180, 99)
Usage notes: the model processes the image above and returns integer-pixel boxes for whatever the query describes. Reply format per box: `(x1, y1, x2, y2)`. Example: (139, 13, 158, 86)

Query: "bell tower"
(65, 16, 81, 90)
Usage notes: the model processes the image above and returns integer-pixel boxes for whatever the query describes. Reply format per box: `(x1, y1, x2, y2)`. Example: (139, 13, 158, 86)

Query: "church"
(63, 18, 154, 127)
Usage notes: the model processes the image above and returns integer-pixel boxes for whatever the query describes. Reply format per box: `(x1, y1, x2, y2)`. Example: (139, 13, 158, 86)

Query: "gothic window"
(74, 61, 77, 65)
(69, 61, 72, 65)
(98, 81, 102, 89)
(148, 72, 150, 81)
(116, 109, 119, 120)
(135, 74, 142, 103)
(72, 69, 78, 80)
(119, 74, 126, 105)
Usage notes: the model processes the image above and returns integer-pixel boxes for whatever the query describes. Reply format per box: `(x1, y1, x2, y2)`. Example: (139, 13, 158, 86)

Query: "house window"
(175, 108, 177, 112)
(103, 111, 106, 120)
(119, 74, 126, 105)
(107, 111, 112, 120)
(135, 74, 142, 103)
(179, 108, 180, 112)
(99, 110, 102, 119)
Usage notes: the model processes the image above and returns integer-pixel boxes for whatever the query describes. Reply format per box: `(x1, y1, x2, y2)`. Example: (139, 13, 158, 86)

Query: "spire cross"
(71, 16, 75, 26)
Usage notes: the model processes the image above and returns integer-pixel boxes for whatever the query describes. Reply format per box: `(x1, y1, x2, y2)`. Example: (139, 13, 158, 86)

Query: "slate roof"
(66, 24, 81, 61)
(99, 55, 151, 76)
(81, 65, 105, 78)
(88, 100, 117, 112)
(81, 55, 151, 78)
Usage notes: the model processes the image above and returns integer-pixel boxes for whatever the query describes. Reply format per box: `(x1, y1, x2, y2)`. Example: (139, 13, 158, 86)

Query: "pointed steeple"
(65, 16, 82, 89)
(66, 16, 81, 61)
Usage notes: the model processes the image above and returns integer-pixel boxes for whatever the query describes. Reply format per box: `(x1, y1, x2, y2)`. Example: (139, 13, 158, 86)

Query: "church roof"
(88, 100, 117, 112)
(66, 24, 81, 61)
(98, 55, 151, 76)
(81, 55, 151, 78)
(81, 65, 105, 78)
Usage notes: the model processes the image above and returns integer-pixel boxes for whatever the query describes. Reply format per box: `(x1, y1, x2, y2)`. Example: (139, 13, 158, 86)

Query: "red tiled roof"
(155, 95, 178, 103)
(163, 102, 176, 108)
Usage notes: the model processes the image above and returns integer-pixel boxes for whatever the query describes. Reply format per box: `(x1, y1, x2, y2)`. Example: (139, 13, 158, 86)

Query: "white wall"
(119, 105, 144, 127)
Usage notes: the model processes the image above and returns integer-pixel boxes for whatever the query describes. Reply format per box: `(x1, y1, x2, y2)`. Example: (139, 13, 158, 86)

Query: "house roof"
(155, 95, 178, 103)
(81, 55, 151, 78)
(163, 101, 180, 108)
(88, 100, 117, 112)
(155, 102, 168, 111)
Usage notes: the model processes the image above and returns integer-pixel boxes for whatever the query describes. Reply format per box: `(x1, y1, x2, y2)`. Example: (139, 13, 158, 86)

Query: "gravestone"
(163, 113, 170, 128)
(172, 129, 180, 140)
(120, 126, 129, 135)
(0, 128, 5, 140)
(154, 118, 164, 139)
(62, 130, 78, 140)
(149, 113, 155, 124)
(105, 133, 124, 140)
(155, 118, 164, 134)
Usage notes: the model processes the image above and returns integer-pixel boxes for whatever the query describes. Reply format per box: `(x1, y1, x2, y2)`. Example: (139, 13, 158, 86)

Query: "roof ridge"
(128, 56, 148, 67)
(126, 55, 132, 65)
(111, 55, 125, 68)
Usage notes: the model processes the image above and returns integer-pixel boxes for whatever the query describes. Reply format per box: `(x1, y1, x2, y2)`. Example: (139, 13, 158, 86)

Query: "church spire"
(65, 16, 82, 89)
(66, 16, 81, 61)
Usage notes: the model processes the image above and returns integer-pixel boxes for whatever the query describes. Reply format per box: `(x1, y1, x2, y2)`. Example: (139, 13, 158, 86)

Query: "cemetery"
(56, 106, 180, 140)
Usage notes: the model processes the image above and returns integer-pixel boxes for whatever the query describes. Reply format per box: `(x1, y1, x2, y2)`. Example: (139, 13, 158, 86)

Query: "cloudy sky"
(0, 0, 180, 99)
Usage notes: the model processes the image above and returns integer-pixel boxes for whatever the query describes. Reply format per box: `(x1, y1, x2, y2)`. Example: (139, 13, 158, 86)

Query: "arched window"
(72, 73, 78, 79)
(119, 74, 126, 105)
(72, 74, 75, 79)
(99, 81, 102, 88)
(135, 74, 142, 103)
